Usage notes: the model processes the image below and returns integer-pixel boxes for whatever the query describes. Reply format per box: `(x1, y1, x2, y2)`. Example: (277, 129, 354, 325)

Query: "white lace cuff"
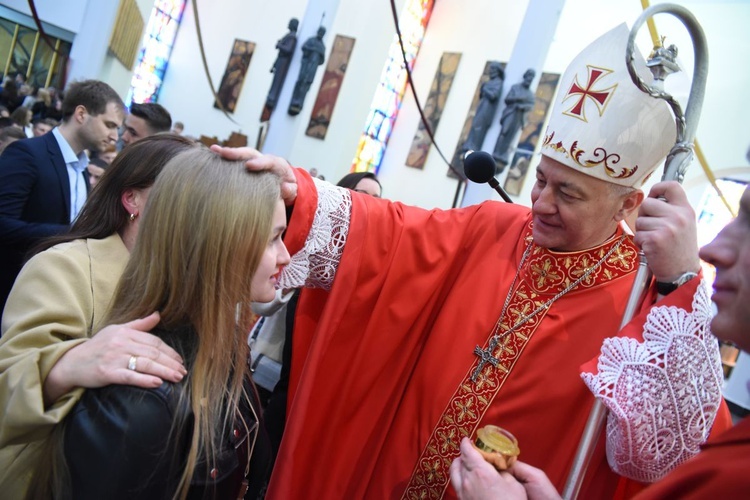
(581, 280, 724, 483)
(278, 177, 352, 291)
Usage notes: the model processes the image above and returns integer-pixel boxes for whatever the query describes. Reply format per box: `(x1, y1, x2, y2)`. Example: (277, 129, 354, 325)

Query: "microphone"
(463, 150, 513, 203)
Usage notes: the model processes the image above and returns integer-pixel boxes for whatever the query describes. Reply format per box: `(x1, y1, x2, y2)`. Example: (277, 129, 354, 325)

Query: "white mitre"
(541, 23, 676, 187)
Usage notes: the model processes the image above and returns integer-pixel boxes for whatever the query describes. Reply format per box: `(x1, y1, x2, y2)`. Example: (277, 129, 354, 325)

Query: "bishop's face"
(530, 156, 635, 252)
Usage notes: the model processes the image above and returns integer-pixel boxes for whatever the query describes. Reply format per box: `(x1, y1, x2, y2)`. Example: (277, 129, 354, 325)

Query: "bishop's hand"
(634, 181, 701, 283)
(211, 145, 298, 205)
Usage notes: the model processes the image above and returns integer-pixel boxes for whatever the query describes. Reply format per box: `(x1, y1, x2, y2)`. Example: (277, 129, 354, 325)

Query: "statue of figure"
(492, 68, 536, 168)
(462, 62, 504, 153)
(265, 18, 299, 112)
(288, 26, 327, 116)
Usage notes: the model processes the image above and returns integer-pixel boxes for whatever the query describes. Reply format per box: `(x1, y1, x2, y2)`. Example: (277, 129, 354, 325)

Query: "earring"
(129, 213, 137, 222)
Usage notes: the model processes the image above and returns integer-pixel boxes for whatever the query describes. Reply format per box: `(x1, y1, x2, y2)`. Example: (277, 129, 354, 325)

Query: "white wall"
(156, 0, 748, 210)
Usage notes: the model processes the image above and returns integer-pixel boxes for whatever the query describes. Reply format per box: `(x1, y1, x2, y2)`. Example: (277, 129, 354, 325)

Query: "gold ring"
(128, 355, 138, 371)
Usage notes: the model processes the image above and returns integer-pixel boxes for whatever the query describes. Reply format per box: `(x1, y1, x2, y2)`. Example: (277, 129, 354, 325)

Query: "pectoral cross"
(471, 336, 501, 383)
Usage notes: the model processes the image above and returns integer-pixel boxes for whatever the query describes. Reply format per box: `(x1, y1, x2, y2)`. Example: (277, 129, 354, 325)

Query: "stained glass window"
(351, 0, 434, 173)
(127, 0, 186, 105)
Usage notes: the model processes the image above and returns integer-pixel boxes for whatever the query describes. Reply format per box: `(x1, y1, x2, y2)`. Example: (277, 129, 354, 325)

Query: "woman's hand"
(43, 312, 186, 406)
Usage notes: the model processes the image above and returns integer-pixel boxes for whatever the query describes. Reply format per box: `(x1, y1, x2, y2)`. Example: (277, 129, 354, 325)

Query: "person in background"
(171, 120, 184, 135)
(0, 135, 194, 498)
(27, 148, 289, 499)
(9, 106, 32, 137)
(0, 126, 26, 154)
(93, 143, 118, 165)
(20, 84, 37, 109)
(336, 171, 383, 197)
(449, 185, 750, 499)
(0, 79, 22, 112)
(31, 117, 57, 137)
(0, 79, 125, 312)
(31, 88, 53, 120)
(86, 156, 109, 188)
(121, 102, 172, 147)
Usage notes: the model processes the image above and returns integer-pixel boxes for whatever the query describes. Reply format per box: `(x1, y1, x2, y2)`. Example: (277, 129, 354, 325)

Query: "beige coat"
(0, 233, 128, 496)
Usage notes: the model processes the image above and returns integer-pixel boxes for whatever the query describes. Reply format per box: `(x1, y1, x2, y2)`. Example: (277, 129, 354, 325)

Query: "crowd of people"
(0, 21, 746, 500)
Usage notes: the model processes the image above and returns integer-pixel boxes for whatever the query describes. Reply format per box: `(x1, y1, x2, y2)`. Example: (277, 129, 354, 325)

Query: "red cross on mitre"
(562, 65, 617, 122)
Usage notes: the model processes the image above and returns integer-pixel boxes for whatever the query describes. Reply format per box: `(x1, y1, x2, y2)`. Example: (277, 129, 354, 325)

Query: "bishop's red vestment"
(269, 171, 728, 499)
(634, 416, 750, 498)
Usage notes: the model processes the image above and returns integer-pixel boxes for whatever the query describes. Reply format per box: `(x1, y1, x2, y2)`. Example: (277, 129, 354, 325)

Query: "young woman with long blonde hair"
(28, 147, 289, 499)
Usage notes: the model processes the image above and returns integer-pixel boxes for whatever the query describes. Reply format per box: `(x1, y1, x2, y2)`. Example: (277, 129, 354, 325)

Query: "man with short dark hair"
(0, 79, 124, 311)
(121, 102, 172, 147)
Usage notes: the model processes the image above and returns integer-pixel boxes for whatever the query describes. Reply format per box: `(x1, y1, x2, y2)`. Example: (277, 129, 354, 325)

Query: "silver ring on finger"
(128, 355, 138, 371)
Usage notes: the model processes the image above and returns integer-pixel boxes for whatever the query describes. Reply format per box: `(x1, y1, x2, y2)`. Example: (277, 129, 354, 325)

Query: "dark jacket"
(62, 327, 272, 499)
(0, 133, 85, 311)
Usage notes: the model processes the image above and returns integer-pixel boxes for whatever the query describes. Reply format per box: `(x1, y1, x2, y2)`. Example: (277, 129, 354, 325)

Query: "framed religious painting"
(306, 35, 356, 139)
(214, 39, 256, 113)
(405, 51, 462, 169)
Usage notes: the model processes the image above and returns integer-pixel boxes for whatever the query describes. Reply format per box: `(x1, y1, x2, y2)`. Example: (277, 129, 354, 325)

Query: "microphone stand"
(562, 4, 708, 498)
(487, 177, 514, 203)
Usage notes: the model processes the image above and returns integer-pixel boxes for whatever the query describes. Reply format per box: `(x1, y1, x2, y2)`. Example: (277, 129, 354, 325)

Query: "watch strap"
(656, 271, 698, 295)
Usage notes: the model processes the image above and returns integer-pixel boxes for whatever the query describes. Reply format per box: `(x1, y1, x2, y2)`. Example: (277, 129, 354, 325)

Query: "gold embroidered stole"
(402, 225, 639, 499)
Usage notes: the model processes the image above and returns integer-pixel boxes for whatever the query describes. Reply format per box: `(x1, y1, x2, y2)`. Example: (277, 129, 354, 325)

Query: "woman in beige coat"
(0, 134, 194, 496)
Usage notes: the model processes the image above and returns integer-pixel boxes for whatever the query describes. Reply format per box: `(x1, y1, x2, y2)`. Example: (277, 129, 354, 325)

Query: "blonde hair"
(107, 148, 280, 498)
(30, 149, 281, 500)
(37, 88, 51, 107)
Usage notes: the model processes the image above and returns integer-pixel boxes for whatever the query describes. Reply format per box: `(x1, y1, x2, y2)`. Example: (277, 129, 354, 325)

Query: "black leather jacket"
(62, 327, 271, 499)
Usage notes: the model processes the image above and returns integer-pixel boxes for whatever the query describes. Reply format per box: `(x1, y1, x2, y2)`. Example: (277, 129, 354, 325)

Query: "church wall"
(155, 0, 747, 212)
(376, 0, 531, 208)
(376, 0, 750, 211)
(277, 0, 410, 182)
(157, 0, 409, 186)
(157, 0, 311, 143)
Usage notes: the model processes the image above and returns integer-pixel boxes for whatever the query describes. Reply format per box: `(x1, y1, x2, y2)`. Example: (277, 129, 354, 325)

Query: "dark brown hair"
(60, 79, 124, 121)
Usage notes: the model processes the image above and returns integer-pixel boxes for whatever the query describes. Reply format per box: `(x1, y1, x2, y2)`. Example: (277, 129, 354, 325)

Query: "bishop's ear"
(615, 188, 644, 222)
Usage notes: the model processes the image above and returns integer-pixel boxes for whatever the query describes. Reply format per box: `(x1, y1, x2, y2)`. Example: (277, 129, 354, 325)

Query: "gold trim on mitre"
(541, 23, 676, 188)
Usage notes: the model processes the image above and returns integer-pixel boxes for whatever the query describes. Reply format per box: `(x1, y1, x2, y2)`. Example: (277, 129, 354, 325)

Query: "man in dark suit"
(0, 80, 125, 312)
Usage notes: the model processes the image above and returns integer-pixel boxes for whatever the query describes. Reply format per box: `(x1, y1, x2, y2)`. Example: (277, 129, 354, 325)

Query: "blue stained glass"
(127, 0, 187, 106)
(351, 0, 434, 173)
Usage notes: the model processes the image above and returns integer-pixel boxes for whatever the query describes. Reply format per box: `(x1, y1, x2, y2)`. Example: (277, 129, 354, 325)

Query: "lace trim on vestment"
(581, 280, 723, 483)
(278, 178, 351, 291)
